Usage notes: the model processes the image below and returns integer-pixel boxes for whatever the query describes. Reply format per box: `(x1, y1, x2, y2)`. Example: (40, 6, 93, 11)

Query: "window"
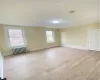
(46, 31, 55, 43)
(7, 29, 26, 47)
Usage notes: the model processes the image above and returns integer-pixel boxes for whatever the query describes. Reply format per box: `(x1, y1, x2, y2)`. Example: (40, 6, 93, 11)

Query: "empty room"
(0, 0, 100, 80)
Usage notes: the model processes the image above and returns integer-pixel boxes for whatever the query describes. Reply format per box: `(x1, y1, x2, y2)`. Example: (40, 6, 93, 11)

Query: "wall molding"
(89, 49, 100, 51)
(3, 46, 60, 56)
(62, 45, 88, 50)
(0, 78, 7, 80)
(29, 46, 60, 53)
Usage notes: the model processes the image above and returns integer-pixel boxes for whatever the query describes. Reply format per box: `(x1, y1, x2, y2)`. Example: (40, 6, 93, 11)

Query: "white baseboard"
(62, 45, 88, 50)
(89, 49, 100, 51)
(3, 45, 60, 56)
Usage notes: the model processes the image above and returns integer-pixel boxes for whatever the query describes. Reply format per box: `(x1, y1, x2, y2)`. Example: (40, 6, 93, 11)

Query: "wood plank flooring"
(4, 47, 100, 80)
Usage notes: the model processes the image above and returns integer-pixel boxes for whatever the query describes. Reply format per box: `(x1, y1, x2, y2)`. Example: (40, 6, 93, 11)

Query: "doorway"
(88, 29, 100, 51)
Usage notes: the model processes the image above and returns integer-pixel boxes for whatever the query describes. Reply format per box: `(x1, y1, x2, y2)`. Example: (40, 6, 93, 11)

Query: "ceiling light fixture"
(52, 20, 60, 24)
(51, 20, 62, 24)
(69, 10, 76, 14)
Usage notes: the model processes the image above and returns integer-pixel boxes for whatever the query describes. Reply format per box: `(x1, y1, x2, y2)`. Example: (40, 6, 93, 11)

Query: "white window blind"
(8, 29, 26, 47)
(46, 31, 55, 43)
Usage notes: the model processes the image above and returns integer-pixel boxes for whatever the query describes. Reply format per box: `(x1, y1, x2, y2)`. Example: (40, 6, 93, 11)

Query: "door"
(99, 30, 100, 50)
(88, 30, 100, 51)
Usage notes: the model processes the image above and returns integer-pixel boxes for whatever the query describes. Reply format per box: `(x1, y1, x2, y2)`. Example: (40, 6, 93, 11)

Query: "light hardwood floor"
(4, 47, 100, 80)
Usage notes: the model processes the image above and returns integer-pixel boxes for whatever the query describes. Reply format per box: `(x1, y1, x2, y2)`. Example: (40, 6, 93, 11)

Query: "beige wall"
(60, 23, 100, 49)
(0, 25, 60, 56)
(0, 23, 99, 56)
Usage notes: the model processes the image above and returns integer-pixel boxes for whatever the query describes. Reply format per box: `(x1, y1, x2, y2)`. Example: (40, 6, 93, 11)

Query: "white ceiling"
(0, 0, 100, 28)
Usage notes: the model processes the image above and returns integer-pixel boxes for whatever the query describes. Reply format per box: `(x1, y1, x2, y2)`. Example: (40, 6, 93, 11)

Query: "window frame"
(5, 27, 27, 48)
(45, 30, 55, 43)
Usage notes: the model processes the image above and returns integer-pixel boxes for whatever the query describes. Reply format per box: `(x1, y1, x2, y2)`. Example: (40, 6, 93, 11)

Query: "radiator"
(12, 47, 28, 55)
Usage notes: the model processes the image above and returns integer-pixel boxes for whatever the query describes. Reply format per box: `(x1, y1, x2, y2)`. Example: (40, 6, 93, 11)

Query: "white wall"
(0, 52, 3, 79)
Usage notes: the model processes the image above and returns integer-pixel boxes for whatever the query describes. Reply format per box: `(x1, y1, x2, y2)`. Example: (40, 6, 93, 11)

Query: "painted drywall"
(0, 52, 3, 79)
(0, 25, 60, 56)
(60, 23, 100, 49)
(0, 25, 9, 55)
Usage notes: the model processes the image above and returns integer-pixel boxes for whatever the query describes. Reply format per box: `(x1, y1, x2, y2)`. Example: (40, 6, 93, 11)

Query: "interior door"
(99, 30, 100, 51)
(88, 30, 100, 51)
